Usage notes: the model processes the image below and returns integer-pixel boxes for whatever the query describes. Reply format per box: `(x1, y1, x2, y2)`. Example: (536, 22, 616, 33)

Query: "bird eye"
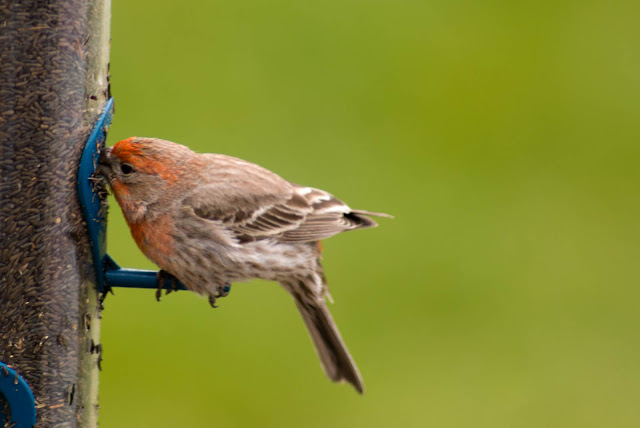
(120, 163, 135, 175)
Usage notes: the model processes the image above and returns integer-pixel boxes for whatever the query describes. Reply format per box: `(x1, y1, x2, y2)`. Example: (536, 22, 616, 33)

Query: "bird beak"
(97, 146, 113, 179)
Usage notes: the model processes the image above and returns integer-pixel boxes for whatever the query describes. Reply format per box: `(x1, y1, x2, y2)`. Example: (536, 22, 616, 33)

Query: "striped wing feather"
(185, 155, 386, 243)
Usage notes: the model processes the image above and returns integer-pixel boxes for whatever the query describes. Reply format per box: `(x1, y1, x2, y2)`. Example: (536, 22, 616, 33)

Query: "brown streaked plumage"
(98, 137, 391, 393)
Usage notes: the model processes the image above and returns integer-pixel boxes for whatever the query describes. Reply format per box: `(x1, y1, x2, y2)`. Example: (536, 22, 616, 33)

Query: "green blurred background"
(101, 0, 640, 426)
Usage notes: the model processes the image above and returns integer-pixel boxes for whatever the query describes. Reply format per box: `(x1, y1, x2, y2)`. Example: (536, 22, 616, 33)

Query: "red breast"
(128, 214, 175, 264)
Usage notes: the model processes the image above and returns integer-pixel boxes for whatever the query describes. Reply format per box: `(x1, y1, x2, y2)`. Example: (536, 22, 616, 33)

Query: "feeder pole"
(0, 0, 111, 426)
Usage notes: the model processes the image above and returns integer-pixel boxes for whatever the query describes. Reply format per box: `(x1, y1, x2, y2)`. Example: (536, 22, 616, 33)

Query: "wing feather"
(183, 155, 388, 244)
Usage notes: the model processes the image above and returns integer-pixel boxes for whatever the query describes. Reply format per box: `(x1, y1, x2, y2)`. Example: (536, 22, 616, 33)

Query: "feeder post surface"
(0, 0, 111, 426)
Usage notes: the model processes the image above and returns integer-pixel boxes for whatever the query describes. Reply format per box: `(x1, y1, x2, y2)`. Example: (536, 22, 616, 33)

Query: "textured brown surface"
(0, 0, 110, 426)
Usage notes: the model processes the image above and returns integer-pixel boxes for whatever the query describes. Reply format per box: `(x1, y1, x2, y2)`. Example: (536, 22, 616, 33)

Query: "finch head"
(98, 137, 195, 223)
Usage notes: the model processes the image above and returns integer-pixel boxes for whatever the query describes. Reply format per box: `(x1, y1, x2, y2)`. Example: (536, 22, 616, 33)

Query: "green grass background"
(101, 0, 640, 426)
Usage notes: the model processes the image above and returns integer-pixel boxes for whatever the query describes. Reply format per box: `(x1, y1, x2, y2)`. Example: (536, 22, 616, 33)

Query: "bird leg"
(208, 283, 232, 308)
(208, 295, 218, 308)
(216, 283, 232, 298)
(155, 270, 178, 302)
(164, 275, 180, 296)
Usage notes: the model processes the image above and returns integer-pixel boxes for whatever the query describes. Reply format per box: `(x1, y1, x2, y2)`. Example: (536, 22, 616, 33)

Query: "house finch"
(98, 137, 390, 393)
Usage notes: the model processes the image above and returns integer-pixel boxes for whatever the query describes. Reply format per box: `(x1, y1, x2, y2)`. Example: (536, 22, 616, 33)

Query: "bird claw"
(208, 283, 231, 308)
(216, 283, 231, 298)
(208, 295, 218, 308)
(156, 270, 178, 302)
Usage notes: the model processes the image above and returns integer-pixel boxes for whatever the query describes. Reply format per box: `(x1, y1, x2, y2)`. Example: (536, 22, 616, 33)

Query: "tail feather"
(287, 283, 364, 393)
(346, 210, 394, 230)
(350, 209, 394, 219)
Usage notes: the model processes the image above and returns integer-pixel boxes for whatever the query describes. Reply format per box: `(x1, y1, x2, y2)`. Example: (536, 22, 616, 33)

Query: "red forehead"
(111, 137, 177, 180)
(112, 137, 144, 163)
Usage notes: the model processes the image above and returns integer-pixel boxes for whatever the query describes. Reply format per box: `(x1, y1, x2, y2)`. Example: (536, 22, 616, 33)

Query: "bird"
(98, 137, 390, 393)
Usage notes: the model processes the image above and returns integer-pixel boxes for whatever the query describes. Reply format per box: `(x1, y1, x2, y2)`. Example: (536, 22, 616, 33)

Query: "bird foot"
(156, 270, 179, 302)
(208, 283, 231, 308)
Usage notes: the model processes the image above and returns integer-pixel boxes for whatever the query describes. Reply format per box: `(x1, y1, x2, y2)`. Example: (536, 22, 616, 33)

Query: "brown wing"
(184, 154, 387, 244)
(278, 186, 384, 243)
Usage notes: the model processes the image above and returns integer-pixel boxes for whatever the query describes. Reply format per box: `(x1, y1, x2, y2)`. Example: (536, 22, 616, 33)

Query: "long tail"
(283, 279, 364, 394)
